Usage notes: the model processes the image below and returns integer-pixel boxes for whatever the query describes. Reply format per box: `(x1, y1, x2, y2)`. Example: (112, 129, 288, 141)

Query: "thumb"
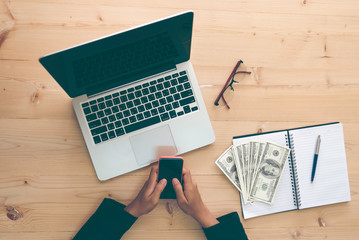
(152, 178, 167, 199)
(172, 178, 187, 204)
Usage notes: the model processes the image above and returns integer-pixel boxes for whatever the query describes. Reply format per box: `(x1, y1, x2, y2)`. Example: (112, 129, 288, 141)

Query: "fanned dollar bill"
(216, 141, 290, 205)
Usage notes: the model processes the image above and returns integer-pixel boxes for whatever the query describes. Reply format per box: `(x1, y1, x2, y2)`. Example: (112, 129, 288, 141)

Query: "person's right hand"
(172, 168, 219, 228)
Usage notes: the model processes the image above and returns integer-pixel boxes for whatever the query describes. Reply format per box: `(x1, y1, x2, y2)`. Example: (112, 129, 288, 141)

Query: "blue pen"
(311, 135, 321, 183)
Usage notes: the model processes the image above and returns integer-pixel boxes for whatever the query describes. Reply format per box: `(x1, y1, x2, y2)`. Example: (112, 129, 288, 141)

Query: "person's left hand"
(124, 164, 167, 217)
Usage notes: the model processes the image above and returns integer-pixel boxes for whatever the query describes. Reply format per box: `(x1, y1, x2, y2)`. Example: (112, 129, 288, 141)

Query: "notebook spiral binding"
(285, 132, 302, 209)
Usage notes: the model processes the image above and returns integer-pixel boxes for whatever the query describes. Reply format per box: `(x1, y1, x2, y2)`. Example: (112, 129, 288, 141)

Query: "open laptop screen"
(39, 11, 193, 98)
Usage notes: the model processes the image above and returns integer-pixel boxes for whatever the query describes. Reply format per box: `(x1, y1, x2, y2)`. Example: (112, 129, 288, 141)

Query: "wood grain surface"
(1, 0, 358, 239)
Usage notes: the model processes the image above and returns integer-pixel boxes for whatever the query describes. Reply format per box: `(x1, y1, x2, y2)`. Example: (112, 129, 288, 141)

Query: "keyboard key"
(172, 101, 180, 109)
(97, 111, 105, 118)
(113, 97, 120, 105)
(159, 98, 166, 105)
(124, 116, 161, 134)
(120, 90, 127, 95)
(108, 131, 116, 139)
(112, 92, 119, 97)
(115, 120, 122, 128)
(178, 76, 188, 83)
(90, 100, 97, 105)
(93, 135, 101, 144)
(174, 93, 180, 100)
(165, 104, 172, 111)
(105, 95, 112, 100)
(91, 125, 107, 136)
(169, 87, 177, 94)
(180, 89, 193, 98)
(122, 118, 129, 126)
(166, 96, 174, 103)
(97, 97, 104, 102)
(123, 110, 131, 117)
(82, 102, 89, 108)
(100, 133, 109, 141)
(169, 110, 177, 118)
(184, 105, 191, 114)
(138, 105, 145, 112)
(148, 94, 155, 101)
(151, 109, 158, 116)
(88, 119, 102, 129)
(119, 104, 126, 111)
(158, 106, 165, 113)
(115, 128, 125, 137)
(142, 88, 149, 95)
(157, 78, 164, 83)
(112, 106, 119, 113)
(128, 93, 135, 100)
(83, 107, 91, 115)
(144, 111, 151, 118)
(135, 91, 142, 98)
(155, 92, 162, 99)
(104, 109, 112, 116)
(127, 87, 135, 92)
(116, 112, 123, 120)
(143, 83, 150, 88)
(165, 75, 171, 80)
(86, 113, 97, 122)
(179, 71, 186, 75)
(176, 85, 184, 92)
(109, 115, 116, 122)
(152, 100, 159, 108)
(140, 96, 149, 104)
(180, 96, 195, 106)
(130, 107, 138, 115)
(149, 86, 157, 93)
(184, 82, 191, 89)
(133, 99, 141, 106)
(191, 106, 198, 112)
(101, 117, 109, 125)
(150, 80, 157, 85)
(126, 101, 134, 109)
(160, 113, 170, 121)
(136, 113, 144, 121)
(107, 123, 115, 130)
(170, 79, 178, 86)
(145, 103, 152, 110)
(91, 105, 99, 112)
(172, 73, 179, 78)
(164, 81, 171, 88)
(178, 111, 184, 116)
(162, 89, 170, 97)
(120, 95, 128, 102)
(156, 84, 164, 91)
(99, 102, 106, 110)
(135, 85, 142, 90)
(106, 100, 113, 108)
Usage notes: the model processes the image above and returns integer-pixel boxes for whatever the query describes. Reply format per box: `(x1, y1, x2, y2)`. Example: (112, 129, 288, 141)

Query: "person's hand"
(172, 168, 219, 228)
(124, 164, 167, 217)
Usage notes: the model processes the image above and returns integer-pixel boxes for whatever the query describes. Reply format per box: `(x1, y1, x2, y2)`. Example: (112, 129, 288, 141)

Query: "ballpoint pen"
(311, 135, 321, 183)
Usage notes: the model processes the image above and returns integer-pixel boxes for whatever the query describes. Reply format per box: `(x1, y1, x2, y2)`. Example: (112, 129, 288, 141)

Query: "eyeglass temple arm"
(214, 60, 243, 106)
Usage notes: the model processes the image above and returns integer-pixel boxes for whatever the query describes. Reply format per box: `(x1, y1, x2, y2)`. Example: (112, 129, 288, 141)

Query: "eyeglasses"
(214, 60, 251, 109)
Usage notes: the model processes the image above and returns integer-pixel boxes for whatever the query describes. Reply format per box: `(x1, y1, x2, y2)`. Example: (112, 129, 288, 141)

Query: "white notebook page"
(233, 131, 296, 219)
(289, 123, 351, 209)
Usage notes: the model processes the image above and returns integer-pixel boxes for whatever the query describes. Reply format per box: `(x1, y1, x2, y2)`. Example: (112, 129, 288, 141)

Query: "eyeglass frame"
(214, 60, 251, 109)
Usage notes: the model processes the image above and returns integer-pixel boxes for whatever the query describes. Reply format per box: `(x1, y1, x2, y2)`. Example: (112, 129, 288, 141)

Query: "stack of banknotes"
(216, 141, 290, 204)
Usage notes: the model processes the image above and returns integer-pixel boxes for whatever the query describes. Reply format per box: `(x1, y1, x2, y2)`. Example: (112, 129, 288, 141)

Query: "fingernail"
(160, 179, 167, 185)
(172, 178, 179, 185)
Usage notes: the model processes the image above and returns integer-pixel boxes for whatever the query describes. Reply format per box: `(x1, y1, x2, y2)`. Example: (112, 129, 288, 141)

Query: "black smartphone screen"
(158, 157, 183, 199)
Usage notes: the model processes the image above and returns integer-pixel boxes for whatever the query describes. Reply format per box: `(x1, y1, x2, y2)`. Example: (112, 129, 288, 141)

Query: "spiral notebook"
(233, 122, 351, 219)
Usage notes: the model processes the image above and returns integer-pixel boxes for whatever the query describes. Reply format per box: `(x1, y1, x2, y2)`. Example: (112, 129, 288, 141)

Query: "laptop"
(39, 11, 215, 181)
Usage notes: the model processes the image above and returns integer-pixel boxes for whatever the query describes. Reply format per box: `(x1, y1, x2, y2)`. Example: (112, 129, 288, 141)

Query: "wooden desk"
(1, 0, 358, 239)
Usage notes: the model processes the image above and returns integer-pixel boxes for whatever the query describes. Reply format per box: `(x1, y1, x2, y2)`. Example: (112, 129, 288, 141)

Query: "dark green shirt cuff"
(73, 198, 137, 240)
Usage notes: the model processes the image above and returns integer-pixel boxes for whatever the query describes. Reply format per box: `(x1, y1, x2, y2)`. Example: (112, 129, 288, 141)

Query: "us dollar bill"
(250, 142, 290, 204)
(215, 146, 242, 192)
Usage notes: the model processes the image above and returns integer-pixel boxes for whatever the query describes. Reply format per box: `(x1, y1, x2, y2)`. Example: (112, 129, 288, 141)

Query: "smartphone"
(158, 156, 184, 199)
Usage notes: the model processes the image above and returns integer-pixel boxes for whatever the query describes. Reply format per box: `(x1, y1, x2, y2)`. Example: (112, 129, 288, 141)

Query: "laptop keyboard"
(81, 71, 199, 144)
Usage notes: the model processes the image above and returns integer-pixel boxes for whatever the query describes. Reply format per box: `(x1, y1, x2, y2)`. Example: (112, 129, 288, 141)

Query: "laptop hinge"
(87, 66, 177, 99)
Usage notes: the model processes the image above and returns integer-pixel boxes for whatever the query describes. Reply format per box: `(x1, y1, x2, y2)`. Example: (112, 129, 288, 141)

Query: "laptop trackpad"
(129, 125, 177, 166)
